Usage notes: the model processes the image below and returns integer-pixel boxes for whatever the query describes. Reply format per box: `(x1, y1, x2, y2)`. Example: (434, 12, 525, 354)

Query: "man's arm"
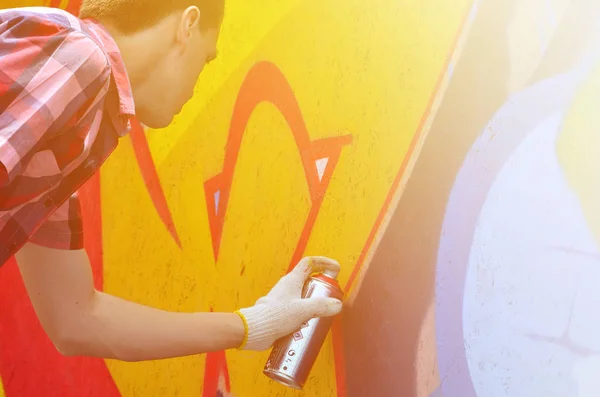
(15, 242, 245, 361)
(16, 244, 343, 361)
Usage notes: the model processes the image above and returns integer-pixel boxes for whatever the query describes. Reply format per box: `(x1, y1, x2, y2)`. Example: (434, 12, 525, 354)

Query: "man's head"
(80, 0, 224, 128)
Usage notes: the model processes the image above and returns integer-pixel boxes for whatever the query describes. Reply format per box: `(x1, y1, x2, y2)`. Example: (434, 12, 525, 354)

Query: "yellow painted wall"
(557, 62, 600, 250)
(3, 1, 600, 397)
(0, 0, 468, 396)
(100, 1, 471, 396)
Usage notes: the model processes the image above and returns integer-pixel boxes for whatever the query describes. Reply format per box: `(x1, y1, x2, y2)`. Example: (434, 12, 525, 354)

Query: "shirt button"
(44, 197, 54, 207)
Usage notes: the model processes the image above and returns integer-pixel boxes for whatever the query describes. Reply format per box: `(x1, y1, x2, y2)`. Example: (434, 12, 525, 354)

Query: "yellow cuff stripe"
(234, 310, 249, 350)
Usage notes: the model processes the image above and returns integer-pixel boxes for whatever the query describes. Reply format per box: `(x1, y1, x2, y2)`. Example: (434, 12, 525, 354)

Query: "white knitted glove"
(235, 256, 343, 351)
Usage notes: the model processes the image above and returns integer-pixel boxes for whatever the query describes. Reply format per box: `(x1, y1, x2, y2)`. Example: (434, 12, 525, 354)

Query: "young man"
(0, 1, 342, 361)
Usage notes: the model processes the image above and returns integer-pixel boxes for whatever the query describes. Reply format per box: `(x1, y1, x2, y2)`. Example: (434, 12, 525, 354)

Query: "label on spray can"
(263, 272, 344, 389)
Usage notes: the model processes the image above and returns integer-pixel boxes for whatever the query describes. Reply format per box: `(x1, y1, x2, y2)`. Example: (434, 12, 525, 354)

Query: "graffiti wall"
(343, 0, 600, 396)
(1, 0, 599, 396)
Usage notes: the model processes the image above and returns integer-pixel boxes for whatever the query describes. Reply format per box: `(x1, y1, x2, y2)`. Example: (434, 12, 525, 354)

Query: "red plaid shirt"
(0, 7, 135, 266)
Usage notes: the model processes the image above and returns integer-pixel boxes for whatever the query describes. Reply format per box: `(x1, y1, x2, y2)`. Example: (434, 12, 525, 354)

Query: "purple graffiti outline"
(432, 56, 596, 396)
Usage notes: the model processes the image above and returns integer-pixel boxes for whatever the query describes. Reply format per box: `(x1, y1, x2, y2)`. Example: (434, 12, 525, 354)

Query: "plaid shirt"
(0, 7, 135, 267)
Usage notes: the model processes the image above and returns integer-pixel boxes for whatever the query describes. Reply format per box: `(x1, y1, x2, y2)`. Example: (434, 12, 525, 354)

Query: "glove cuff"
(233, 310, 249, 349)
(237, 305, 278, 351)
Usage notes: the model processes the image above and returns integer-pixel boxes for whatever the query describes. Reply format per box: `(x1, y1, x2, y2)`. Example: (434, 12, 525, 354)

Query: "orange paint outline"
(331, 318, 347, 397)
(203, 61, 352, 395)
(65, 0, 81, 15)
(202, 350, 231, 397)
(130, 120, 182, 248)
(48, 0, 81, 15)
(204, 61, 352, 262)
(202, 310, 232, 396)
(343, 3, 474, 294)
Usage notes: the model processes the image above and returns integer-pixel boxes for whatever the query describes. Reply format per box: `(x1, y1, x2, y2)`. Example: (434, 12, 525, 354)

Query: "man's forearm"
(64, 291, 245, 361)
(15, 243, 245, 362)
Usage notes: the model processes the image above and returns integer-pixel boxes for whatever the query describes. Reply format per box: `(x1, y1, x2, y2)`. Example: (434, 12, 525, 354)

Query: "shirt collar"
(81, 18, 136, 137)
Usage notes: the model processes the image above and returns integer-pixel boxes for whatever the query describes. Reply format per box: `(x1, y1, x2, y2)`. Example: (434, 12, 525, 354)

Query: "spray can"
(263, 269, 344, 389)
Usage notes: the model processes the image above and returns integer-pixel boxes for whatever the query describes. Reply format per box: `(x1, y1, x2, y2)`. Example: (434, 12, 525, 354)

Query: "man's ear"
(177, 6, 201, 47)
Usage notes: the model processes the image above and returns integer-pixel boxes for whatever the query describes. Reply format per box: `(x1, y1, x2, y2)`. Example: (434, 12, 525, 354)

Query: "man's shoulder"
(0, 6, 84, 32)
(0, 7, 110, 73)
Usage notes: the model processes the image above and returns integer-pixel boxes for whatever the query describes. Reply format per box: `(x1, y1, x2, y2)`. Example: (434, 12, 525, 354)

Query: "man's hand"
(15, 243, 245, 361)
(236, 256, 343, 351)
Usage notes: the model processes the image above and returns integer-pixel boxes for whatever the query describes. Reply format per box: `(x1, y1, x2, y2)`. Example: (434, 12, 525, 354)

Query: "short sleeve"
(0, 14, 110, 188)
(29, 192, 84, 250)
